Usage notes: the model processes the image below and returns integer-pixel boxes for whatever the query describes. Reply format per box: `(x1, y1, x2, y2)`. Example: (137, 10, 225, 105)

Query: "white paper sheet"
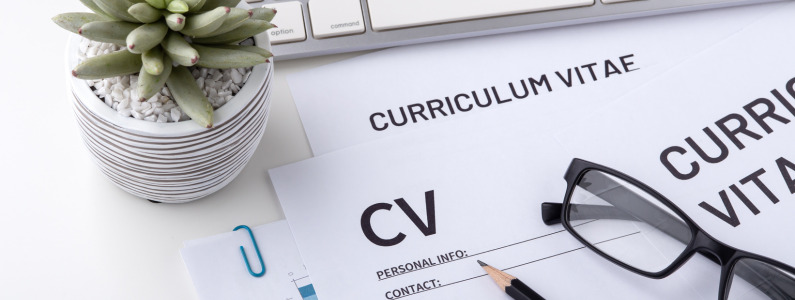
(287, 3, 787, 155)
(269, 96, 726, 299)
(554, 3, 795, 267)
(181, 220, 316, 300)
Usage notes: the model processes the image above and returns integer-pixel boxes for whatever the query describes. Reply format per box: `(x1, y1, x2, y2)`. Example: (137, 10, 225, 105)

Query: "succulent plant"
(53, 0, 277, 128)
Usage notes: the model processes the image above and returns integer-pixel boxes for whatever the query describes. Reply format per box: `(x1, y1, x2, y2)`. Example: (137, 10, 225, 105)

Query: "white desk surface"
(1, 1, 369, 298)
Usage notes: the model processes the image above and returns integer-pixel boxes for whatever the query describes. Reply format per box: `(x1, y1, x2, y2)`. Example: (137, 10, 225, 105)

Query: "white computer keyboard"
(248, 0, 785, 60)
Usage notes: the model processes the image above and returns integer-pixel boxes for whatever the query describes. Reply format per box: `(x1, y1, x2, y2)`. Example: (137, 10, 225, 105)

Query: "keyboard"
(247, 0, 785, 60)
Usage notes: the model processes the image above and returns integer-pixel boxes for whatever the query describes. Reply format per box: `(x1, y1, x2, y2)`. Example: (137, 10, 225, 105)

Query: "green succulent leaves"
(94, 0, 139, 22)
(128, 3, 161, 23)
(145, 0, 167, 9)
(191, 19, 274, 44)
(167, 66, 214, 128)
(167, 0, 190, 13)
(127, 22, 168, 53)
(142, 46, 166, 75)
(79, 21, 139, 45)
(180, 6, 230, 37)
(54, 0, 276, 128)
(193, 44, 270, 69)
(73, 50, 142, 79)
(161, 31, 200, 66)
(52, 12, 109, 34)
(165, 13, 186, 31)
(138, 55, 173, 101)
(251, 7, 276, 22)
(199, 0, 240, 12)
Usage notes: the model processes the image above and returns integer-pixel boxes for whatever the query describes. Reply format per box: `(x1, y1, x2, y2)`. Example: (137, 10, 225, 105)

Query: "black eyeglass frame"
(545, 158, 795, 300)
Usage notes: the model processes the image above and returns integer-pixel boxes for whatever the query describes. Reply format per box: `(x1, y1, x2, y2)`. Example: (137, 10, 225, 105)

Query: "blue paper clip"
(233, 225, 266, 277)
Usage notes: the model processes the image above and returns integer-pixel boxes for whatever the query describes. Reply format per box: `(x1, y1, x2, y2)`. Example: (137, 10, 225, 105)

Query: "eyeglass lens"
(727, 258, 795, 300)
(566, 170, 693, 273)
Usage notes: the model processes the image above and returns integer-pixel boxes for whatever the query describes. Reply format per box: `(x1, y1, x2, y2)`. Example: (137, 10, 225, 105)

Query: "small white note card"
(181, 220, 316, 300)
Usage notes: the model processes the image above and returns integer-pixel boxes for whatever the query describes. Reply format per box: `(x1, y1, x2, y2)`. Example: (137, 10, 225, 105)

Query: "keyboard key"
(264, 2, 307, 44)
(308, 0, 366, 38)
(367, 0, 595, 31)
(602, 0, 638, 3)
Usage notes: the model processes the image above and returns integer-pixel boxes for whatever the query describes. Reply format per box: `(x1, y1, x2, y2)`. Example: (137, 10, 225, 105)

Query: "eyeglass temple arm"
(541, 178, 795, 298)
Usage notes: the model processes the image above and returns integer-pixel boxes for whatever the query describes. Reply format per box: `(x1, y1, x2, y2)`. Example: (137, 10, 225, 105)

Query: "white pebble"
(131, 110, 143, 119)
(111, 87, 123, 101)
(170, 108, 181, 122)
(118, 99, 130, 110)
(117, 108, 132, 117)
(239, 38, 254, 46)
(80, 39, 90, 54)
(88, 46, 99, 57)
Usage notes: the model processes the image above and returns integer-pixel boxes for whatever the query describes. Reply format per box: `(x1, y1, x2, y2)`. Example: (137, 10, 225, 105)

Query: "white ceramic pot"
(65, 34, 273, 203)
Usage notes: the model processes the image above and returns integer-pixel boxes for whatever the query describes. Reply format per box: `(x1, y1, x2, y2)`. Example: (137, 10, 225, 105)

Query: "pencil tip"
(477, 260, 488, 267)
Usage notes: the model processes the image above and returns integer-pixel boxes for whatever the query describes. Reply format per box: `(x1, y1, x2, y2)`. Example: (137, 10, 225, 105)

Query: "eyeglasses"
(541, 158, 795, 300)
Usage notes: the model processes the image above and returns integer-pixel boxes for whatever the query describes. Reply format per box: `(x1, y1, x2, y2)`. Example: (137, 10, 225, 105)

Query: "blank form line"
(378, 219, 599, 282)
(594, 231, 641, 245)
(390, 285, 444, 299)
(503, 246, 587, 272)
(469, 219, 598, 257)
(394, 229, 640, 299)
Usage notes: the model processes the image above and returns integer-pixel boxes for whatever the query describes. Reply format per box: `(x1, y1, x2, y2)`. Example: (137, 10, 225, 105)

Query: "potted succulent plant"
(54, 0, 278, 203)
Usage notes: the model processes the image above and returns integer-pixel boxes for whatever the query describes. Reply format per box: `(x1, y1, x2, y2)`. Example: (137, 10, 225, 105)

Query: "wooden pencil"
(478, 260, 545, 300)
